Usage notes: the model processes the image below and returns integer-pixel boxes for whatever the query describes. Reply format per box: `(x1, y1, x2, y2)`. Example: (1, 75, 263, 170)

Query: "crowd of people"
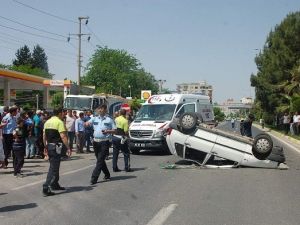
(276, 112, 300, 135)
(0, 105, 133, 192)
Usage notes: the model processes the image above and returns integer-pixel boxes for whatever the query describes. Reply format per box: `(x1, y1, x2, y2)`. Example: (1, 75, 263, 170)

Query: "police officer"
(112, 109, 131, 172)
(85, 104, 116, 185)
(1, 107, 17, 168)
(42, 108, 71, 196)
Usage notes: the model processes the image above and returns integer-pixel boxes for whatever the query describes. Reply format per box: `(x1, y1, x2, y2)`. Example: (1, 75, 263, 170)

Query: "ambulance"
(128, 93, 214, 154)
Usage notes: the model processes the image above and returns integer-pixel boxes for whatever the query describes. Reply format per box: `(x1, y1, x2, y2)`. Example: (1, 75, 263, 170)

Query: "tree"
(213, 107, 225, 122)
(82, 46, 159, 97)
(11, 45, 52, 78)
(32, 45, 49, 73)
(13, 45, 32, 66)
(251, 11, 300, 118)
(51, 92, 64, 108)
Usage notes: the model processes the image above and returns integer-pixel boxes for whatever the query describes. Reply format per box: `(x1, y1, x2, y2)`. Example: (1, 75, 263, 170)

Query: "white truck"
(63, 94, 125, 115)
(129, 93, 214, 154)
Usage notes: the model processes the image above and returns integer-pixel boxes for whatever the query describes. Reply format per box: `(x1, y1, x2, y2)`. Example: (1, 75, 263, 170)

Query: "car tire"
(130, 148, 140, 155)
(179, 112, 198, 135)
(252, 133, 273, 160)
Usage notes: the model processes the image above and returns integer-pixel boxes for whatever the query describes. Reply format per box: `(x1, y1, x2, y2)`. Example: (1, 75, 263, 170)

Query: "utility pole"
(158, 79, 166, 93)
(36, 94, 39, 110)
(69, 16, 90, 87)
(77, 16, 89, 86)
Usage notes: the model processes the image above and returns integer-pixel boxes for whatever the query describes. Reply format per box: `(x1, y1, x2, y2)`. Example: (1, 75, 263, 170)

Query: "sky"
(1, 0, 300, 103)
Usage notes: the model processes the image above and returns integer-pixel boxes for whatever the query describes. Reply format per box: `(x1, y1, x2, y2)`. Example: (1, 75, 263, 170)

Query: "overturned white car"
(166, 112, 287, 169)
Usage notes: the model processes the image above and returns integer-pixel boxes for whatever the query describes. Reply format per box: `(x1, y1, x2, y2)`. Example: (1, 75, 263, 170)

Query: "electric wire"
(85, 24, 105, 47)
(0, 32, 77, 58)
(0, 23, 66, 42)
(11, 0, 103, 50)
(12, 0, 78, 24)
(0, 15, 71, 39)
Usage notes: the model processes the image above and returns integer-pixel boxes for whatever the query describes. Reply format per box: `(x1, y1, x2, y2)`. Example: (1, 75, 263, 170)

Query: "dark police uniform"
(112, 115, 130, 172)
(88, 114, 116, 184)
(43, 116, 66, 195)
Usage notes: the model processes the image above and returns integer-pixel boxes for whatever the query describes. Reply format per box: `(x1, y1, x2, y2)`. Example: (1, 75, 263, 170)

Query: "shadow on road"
(0, 203, 37, 212)
(0, 193, 8, 196)
(55, 186, 94, 196)
(23, 165, 45, 168)
(136, 150, 170, 156)
(129, 167, 147, 172)
(24, 171, 47, 177)
(111, 175, 137, 182)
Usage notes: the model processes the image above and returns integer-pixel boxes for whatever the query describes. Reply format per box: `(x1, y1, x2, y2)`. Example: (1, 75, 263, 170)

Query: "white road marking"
(146, 203, 178, 225)
(12, 164, 95, 191)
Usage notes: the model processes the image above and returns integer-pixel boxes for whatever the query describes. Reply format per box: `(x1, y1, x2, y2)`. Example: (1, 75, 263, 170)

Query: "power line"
(85, 24, 105, 47)
(0, 31, 76, 57)
(0, 23, 66, 42)
(0, 36, 77, 62)
(0, 15, 70, 39)
(0, 31, 79, 63)
(12, 0, 78, 24)
(10, 1, 100, 51)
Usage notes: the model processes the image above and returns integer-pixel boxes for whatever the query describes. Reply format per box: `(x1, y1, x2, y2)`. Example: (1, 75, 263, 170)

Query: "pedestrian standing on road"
(296, 112, 300, 136)
(25, 111, 35, 159)
(84, 110, 93, 153)
(85, 104, 116, 185)
(231, 118, 235, 129)
(1, 107, 17, 168)
(259, 118, 265, 129)
(0, 122, 5, 168)
(12, 118, 26, 177)
(33, 110, 43, 158)
(283, 112, 290, 135)
(240, 114, 255, 138)
(42, 108, 71, 197)
(75, 112, 85, 153)
(112, 109, 132, 172)
(65, 110, 76, 152)
(292, 112, 299, 135)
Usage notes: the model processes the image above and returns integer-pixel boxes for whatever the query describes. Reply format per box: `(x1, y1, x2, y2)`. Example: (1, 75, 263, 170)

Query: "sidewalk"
(253, 124, 300, 154)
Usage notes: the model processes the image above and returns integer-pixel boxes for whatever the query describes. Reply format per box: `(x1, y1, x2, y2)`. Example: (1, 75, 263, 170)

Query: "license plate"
(134, 143, 145, 147)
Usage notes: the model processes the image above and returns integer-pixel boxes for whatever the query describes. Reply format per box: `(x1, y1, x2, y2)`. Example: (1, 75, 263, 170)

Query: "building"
(176, 81, 213, 102)
(217, 97, 253, 116)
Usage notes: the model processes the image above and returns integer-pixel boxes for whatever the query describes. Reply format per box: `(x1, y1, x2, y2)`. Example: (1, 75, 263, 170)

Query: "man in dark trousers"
(85, 104, 116, 185)
(241, 114, 255, 138)
(1, 107, 17, 168)
(42, 108, 71, 196)
(112, 109, 131, 172)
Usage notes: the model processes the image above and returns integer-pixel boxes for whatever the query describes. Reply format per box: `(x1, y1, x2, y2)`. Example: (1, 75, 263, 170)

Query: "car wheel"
(179, 112, 198, 134)
(252, 133, 273, 160)
(130, 148, 140, 155)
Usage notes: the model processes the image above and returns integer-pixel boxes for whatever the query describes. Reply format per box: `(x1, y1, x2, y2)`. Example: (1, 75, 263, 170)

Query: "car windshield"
(135, 104, 176, 121)
(64, 97, 92, 110)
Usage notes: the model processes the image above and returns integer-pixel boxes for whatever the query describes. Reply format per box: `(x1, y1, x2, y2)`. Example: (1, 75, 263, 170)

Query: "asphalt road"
(0, 125, 300, 225)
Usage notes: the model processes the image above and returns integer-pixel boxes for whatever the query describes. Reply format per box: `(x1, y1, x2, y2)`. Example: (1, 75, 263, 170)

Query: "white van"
(128, 94, 214, 154)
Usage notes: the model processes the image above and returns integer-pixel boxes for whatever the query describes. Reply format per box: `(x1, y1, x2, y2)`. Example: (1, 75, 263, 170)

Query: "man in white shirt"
(294, 112, 300, 135)
(65, 110, 76, 151)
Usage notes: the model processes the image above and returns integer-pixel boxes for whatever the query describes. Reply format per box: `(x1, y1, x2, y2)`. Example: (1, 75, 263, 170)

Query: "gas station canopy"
(0, 68, 71, 108)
